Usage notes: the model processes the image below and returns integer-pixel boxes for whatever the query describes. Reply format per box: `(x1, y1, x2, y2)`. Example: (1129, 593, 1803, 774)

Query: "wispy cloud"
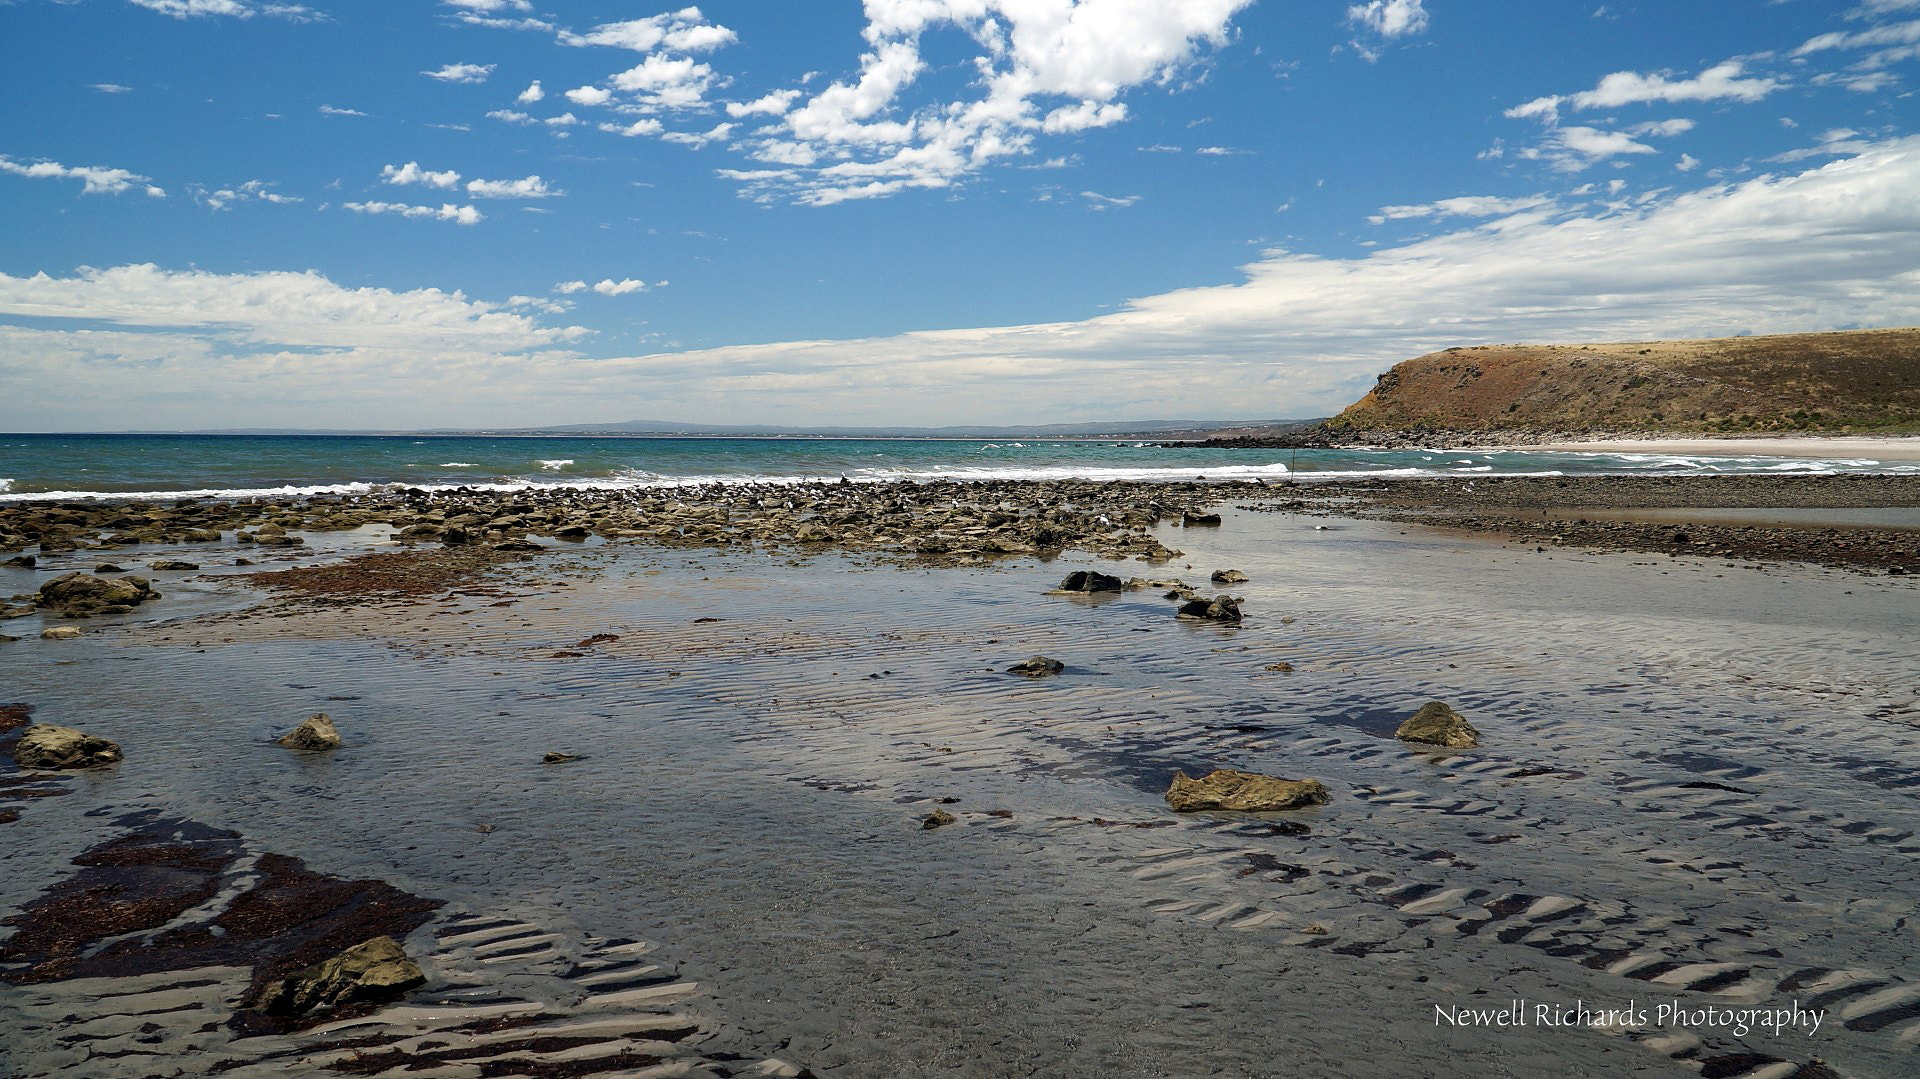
(191, 179, 301, 210)
(318, 104, 368, 117)
(466, 175, 558, 198)
(0, 155, 164, 196)
(126, 0, 318, 19)
(1346, 0, 1429, 60)
(1509, 60, 1780, 122)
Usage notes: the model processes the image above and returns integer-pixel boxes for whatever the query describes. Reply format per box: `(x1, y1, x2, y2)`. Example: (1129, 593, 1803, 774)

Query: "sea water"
(1, 432, 1912, 501)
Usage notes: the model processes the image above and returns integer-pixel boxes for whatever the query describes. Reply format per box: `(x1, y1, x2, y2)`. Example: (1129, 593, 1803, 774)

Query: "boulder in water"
(36, 571, 159, 617)
(1395, 701, 1480, 748)
(252, 935, 425, 1017)
(277, 713, 342, 751)
(1165, 769, 1329, 812)
(14, 724, 123, 770)
(1050, 570, 1123, 594)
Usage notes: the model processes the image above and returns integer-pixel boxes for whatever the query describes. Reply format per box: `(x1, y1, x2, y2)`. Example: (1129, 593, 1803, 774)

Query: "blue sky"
(3, 0, 1919, 431)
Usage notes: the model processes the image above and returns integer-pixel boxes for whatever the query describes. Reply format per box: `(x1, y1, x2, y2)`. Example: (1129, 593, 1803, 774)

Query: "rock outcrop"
(251, 935, 426, 1017)
(36, 572, 160, 617)
(277, 713, 342, 751)
(14, 724, 123, 770)
(1395, 701, 1480, 748)
(1165, 769, 1329, 812)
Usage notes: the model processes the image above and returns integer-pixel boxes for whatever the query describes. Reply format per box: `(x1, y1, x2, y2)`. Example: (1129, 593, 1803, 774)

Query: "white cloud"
(731, 0, 1253, 205)
(318, 104, 368, 117)
(126, 0, 313, 18)
(1082, 190, 1139, 210)
(443, 0, 531, 11)
(344, 200, 484, 224)
(90, 83, 133, 94)
(1676, 153, 1701, 171)
(600, 118, 666, 138)
(591, 278, 649, 296)
(381, 161, 462, 189)
(660, 122, 734, 148)
(726, 88, 801, 118)
(423, 62, 497, 84)
(559, 10, 738, 53)
(517, 80, 546, 103)
(609, 54, 718, 108)
(192, 179, 301, 210)
(466, 175, 558, 198)
(1370, 194, 1552, 224)
(1797, 16, 1920, 55)
(1541, 125, 1658, 170)
(1509, 60, 1780, 121)
(488, 109, 580, 129)
(566, 85, 613, 107)
(1346, 0, 1428, 39)
(0, 155, 165, 196)
(552, 280, 588, 294)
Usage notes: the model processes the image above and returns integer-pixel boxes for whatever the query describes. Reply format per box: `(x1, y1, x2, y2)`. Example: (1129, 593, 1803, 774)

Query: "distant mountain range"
(440, 418, 1313, 439)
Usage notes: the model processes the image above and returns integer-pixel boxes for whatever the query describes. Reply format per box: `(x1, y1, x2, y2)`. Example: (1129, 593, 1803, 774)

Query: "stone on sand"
(278, 713, 342, 751)
(1007, 655, 1065, 677)
(1176, 596, 1242, 623)
(252, 935, 426, 1017)
(1165, 769, 1329, 812)
(14, 724, 123, 770)
(1395, 701, 1480, 748)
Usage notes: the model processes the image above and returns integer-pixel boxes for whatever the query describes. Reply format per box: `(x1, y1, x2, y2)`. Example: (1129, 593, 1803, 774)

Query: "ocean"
(2, 432, 1914, 501)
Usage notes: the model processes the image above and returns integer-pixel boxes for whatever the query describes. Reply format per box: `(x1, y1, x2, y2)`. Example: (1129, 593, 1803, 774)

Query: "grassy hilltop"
(1324, 326, 1920, 437)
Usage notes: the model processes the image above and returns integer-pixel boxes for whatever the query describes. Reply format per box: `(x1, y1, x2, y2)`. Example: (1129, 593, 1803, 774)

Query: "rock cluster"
(1395, 701, 1480, 748)
(13, 724, 123, 770)
(1165, 769, 1329, 812)
(1177, 595, 1243, 623)
(1050, 570, 1124, 594)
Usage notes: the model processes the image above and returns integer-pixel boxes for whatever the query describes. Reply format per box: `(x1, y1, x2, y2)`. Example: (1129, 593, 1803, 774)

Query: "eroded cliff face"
(1327, 327, 1920, 435)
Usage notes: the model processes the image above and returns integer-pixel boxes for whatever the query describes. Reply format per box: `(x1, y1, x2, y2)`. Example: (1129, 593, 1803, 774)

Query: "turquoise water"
(0, 433, 1912, 500)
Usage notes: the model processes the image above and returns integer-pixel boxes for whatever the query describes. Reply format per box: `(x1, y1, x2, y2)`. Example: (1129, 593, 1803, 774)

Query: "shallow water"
(3, 512, 1918, 1077)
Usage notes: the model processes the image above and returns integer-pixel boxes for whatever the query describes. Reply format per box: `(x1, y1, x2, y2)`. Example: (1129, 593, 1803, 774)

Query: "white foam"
(440, 462, 477, 468)
(0, 477, 11, 493)
(537, 459, 574, 471)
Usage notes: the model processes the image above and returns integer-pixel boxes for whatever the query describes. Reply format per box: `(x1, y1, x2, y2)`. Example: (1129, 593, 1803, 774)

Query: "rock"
(2, 554, 34, 568)
(1165, 769, 1329, 812)
(0, 633, 17, 643)
(1176, 595, 1242, 623)
(252, 935, 426, 1017)
(36, 571, 160, 617)
(1210, 569, 1249, 583)
(1395, 701, 1480, 748)
(0, 602, 34, 620)
(41, 626, 82, 640)
(147, 560, 200, 571)
(1007, 655, 1065, 677)
(922, 809, 958, 830)
(1050, 570, 1124, 594)
(1182, 511, 1222, 526)
(542, 751, 581, 764)
(94, 563, 126, 573)
(14, 724, 123, 770)
(1264, 662, 1294, 672)
(277, 713, 342, 751)
(493, 539, 544, 552)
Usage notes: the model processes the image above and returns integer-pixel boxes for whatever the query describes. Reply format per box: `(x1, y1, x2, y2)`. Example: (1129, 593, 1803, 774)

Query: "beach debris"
(922, 809, 959, 830)
(277, 713, 343, 751)
(41, 626, 82, 640)
(252, 935, 426, 1018)
(1177, 595, 1243, 623)
(1395, 701, 1480, 748)
(543, 751, 581, 764)
(1050, 570, 1124, 594)
(36, 571, 160, 617)
(1210, 569, 1249, 583)
(1181, 511, 1222, 526)
(14, 724, 123, 770)
(1007, 655, 1065, 677)
(1165, 769, 1329, 812)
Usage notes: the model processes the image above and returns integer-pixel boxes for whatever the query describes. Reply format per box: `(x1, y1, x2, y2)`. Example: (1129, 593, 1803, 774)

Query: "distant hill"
(1323, 327, 1920, 437)
(461, 418, 1309, 439)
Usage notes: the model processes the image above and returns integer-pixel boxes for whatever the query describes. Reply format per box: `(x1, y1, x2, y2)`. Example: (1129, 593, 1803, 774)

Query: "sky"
(3, 0, 1920, 432)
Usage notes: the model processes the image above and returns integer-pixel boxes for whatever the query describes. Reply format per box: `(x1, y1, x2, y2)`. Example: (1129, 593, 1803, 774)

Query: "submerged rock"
(1050, 570, 1124, 594)
(36, 571, 160, 617)
(40, 626, 82, 640)
(1181, 511, 1222, 526)
(252, 935, 425, 1017)
(542, 751, 581, 764)
(1395, 701, 1480, 748)
(1210, 569, 1249, 583)
(1007, 655, 1065, 677)
(1176, 595, 1242, 623)
(922, 809, 958, 830)
(277, 713, 342, 751)
(1165, 769, 1329, 812)
(14, 724, 123, 770)
(147, 560, 200, 571)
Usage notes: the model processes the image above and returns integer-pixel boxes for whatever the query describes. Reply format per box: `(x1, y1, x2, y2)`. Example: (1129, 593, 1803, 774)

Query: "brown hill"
(1326, 327, 1920, 436)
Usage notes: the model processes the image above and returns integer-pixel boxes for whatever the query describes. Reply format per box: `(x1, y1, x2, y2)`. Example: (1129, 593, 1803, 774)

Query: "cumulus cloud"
(344, 200, 484, 224)
(591, 278, 649, 295)
(465, 175, 558, 198)
(559, 9, 738, 53)
(423, 62, 497, 84)
(517, 80, 546, 103)
(565, 85, 613, 106)
(0, 155, 164, 197)
(1346, 0, 1428, 58)
(724, 0, 1252, 205)
(382, 161, 462, 189)
(726, 88, 801, 118)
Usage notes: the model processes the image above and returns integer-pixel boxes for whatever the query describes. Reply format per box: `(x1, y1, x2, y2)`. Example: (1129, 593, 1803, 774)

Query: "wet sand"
(3, 487, 1919, 1077)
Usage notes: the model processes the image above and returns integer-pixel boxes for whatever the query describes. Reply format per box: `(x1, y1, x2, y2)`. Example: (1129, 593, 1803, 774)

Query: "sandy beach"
(3, 479, 1918, 1078)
